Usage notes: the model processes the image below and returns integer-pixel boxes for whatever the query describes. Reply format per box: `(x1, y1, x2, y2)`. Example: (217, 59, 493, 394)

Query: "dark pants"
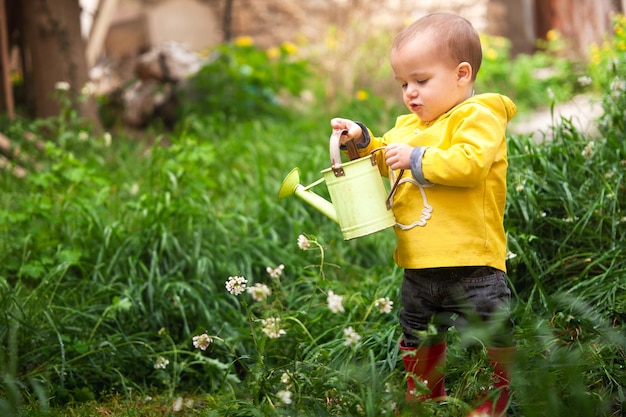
(399, 267, 515, 347)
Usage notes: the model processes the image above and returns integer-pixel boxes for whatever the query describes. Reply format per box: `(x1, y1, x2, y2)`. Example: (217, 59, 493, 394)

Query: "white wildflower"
(261, 317, 286, 338)
(247, 283, 271, 302)
(297, 234, 310, 250)
(581, 142, 595, 157)
(154, 356, 169, 369)
(610, 76, 625, 92)
(225, 276, 247, 295)
(81, 81, 96, 96)
(506, 251, 518, 260)
(55, 81, 70, 91)
(281, 372, 291, 385)
(577, 76, 592, 87)
(172, 396, 183, 412)
(515, 184, 524, 192)
(266, 264, 284, 278)
(327, 290, 344, 313)
(374, 297, 394, 314)
(343, 326, 361, 346)
(276, 390, 293, 405)
(192, 333, 213, 350)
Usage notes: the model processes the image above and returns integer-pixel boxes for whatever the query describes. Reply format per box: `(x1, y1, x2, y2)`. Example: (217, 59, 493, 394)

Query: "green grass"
(1, 98, 624, 416)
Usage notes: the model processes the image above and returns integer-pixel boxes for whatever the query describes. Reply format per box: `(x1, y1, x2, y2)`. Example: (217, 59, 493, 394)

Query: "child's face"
(391, 35, 472, 122)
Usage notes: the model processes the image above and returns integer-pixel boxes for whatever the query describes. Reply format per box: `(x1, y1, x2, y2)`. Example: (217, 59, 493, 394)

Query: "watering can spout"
(278, 167, 338, 223)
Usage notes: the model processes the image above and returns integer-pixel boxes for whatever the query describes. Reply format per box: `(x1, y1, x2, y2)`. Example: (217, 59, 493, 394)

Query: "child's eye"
(417, 79, 428, 85)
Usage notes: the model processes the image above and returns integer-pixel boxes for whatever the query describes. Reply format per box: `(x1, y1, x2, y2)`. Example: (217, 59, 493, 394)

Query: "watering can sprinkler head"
(278, 167, 302, 200)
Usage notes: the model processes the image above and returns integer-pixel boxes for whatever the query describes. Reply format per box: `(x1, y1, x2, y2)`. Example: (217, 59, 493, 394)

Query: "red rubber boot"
(399, 340, 447, 402)
(468, 346, 517, 417)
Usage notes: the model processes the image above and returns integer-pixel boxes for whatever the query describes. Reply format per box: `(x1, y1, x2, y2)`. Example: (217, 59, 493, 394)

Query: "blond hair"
(392, 13, 482, 81)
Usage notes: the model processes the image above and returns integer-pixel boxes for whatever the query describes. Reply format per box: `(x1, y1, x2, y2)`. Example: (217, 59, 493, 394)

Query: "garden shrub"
(178, 37, 309, 123)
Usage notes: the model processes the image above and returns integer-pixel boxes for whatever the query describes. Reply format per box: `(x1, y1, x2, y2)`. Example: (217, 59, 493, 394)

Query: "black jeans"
(399, 267, 515, 347)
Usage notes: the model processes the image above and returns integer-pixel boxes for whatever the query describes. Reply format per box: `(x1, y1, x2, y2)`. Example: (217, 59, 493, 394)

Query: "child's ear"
(456, 62, 472, 84)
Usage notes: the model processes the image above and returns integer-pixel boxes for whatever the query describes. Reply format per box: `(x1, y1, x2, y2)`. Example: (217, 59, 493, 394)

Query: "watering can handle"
(330, 129, 360, 177)
(345, 140, 360, 160)
(330, 129, 346, 177)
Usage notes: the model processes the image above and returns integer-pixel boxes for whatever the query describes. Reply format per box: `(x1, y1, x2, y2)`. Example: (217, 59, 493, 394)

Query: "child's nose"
(405, 83, 419, 97)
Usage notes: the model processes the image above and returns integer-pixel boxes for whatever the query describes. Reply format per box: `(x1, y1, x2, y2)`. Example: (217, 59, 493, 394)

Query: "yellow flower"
(295, 33, 308, 46)
(588, 43, 601, 65)
(493, 36, 508, 48)
(266, 46, 280, 60)
(590, 53, 601, 66)
(485, 47, 498, 61)
(234, 36, 254, 47)
(618, 40, 626, 51)
(479, 33, 491, 47)
(355, 90, 369, 101)
(615, 23, 624, 36)
(324, 27, 344, 51)
(10, 71, 22, 83)
(614, 13, 626, 30)
(281, 41, 298, 55)
(546, 29, 559, 42)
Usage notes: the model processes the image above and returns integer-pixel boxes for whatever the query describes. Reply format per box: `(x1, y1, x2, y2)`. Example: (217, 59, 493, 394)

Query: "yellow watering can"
(278, 129, 396, 240)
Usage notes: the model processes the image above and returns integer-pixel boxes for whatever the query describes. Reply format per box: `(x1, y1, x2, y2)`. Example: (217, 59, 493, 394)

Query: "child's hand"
(385, 143, 414, 170)
(330, 118, 364, 144)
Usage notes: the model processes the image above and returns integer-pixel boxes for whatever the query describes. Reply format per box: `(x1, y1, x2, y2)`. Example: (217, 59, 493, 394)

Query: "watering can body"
(278, 130, 396, 240)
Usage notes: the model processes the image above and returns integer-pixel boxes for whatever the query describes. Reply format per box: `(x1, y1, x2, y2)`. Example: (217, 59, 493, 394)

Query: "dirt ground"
(510, 94, 604, 141)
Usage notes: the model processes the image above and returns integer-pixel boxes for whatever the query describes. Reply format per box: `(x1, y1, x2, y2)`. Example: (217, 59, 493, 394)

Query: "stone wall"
(101, 0, 620, 65)
(103, 0, 495, 61)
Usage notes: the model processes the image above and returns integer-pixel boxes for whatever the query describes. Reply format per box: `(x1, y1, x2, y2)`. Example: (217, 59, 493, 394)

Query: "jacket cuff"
(354, 122, 371, 147)
(340, 121, 371, 149)
(410, 146, 432, 185)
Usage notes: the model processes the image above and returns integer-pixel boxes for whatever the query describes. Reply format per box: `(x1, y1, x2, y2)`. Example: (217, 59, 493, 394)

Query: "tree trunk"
(488, 0, 536, 56)
(17, 0, 100, 128)
(534, 0, 618, 58)
(0, 0, 14, 119)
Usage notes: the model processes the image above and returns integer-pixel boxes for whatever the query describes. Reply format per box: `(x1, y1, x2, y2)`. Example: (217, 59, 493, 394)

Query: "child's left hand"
(385, 143, 414, 170)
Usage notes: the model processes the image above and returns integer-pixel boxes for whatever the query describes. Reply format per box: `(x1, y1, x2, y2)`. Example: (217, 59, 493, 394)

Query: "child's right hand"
(330, 118, 364, 144)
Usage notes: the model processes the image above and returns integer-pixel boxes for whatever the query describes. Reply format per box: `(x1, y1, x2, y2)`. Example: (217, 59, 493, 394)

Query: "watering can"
(278, 129, 396, 240)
